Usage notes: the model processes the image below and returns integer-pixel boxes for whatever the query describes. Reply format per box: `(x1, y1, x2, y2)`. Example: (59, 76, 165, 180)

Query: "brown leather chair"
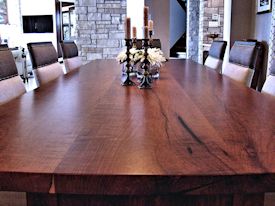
(134, 39, 161, 50)
(262, 61, 275, 96)
(135, 39, 143, 49)
(60, 41, 82, 72)
(150, 39, 161, 49)
(0, 44, 26, 105)
(204, 41, 227, 73)
(27, 42, 63, 86)
(222, 41, 263, 89)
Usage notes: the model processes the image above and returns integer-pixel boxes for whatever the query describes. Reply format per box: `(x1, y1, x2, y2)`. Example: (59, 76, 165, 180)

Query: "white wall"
(126, 0, 144, 38)
(20, 0, 57, 49)
(0, 0, 21, 47)
(0, 0, 57, 49)
(223, 0, 232, 68)
(170, 0, 186, 48)
(145, 0, 170, 58)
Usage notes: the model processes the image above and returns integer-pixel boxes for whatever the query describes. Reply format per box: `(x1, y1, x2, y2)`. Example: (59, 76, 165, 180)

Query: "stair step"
(176, 52, 187, 59)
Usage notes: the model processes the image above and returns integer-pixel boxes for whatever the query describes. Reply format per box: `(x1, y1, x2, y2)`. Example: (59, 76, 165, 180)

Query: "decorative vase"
(150, 65, 160, 79)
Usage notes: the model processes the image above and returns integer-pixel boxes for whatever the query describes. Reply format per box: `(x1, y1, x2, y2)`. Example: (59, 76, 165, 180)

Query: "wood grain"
(0, 59, 274, 205)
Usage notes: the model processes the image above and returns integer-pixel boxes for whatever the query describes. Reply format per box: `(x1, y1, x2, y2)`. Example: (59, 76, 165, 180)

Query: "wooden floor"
(265, 193, 275, 206)
(0, 192, 26, 206)
(0, 192, 274, 206)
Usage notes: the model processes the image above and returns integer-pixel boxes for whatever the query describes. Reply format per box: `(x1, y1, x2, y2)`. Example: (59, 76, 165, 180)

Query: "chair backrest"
(262, 61, 275, 96)
(222, 41, 263, 89)
(60, 41, 78, 59)
(0, 44, 18, 80)
(0, 45, 26, 105)
(27, 42, 63, 85)
(204, 41, 227, 72)
(135, 39, 143, 50)
(60, 41, 82, 71)
(150, 39, 161, 49)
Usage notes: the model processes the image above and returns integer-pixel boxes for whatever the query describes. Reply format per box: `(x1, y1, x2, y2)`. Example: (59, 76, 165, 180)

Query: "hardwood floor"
(0, 192, 26, 206)
(265, 193, 275, 206)
(0, 192, 274, 205)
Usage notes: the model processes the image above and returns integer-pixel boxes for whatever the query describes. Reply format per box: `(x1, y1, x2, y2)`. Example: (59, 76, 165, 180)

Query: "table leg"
(27, 193, 58, 206)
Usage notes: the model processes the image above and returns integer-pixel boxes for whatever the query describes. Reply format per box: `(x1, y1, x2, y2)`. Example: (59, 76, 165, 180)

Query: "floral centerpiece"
(116, 48, 166, 66)
(116, 48, 166, 78)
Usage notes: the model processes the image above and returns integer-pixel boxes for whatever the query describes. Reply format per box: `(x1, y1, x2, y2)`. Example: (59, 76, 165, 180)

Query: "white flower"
(147, 48, 166, 67)
(116, 50, 127, 63)
(116, 47, 166, 67)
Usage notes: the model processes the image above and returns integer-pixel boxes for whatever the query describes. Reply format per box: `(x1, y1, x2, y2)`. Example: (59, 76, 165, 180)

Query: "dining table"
(0, 59, 275, 206)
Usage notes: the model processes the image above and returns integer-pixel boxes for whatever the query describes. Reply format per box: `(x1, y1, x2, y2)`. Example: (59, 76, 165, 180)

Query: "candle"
(125, 17, 131, 39)
(132, 27, 137, 39)
(144, 6, 149, 27)
(144, 26, 149, 39)
(148, 20, 154, 31)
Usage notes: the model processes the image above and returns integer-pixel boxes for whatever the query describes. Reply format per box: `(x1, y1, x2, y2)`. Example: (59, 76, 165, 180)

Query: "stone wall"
(75, 0, 126, 62)
(187, 0, 201, 62)
(187, 0, 224, 63)
(203, 0, 224, 44)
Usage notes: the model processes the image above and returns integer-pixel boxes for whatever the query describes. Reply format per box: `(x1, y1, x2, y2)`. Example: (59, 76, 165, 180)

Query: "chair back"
(150, 39, 161, 49)
(262, 61, 275, 96)
(60, 41, 78, 59)
(136, 39, 143, 50)
(204, 41, 227, 72)
(0, 45, 26, 105)
(27, 42, 63, 86)
(60, 41, 82, 71)
(0, 44, 18, 80)
(222, 41, 263, 89)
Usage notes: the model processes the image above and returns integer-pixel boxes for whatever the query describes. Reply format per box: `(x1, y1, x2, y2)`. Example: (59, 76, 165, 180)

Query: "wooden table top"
(0, 59, 275, 195)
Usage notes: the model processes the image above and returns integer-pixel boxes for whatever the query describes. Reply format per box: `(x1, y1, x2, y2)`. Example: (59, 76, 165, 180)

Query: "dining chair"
(261, 61, 275, 96)
(0, 44, 26, 106)
(60, 41, 82, 72)
(150, 39, 161, 49)
(135, 39, 143, 49)
(222, 41, 263, 89)
(204, 41, 227, 73)
(27, 42, 63, 86)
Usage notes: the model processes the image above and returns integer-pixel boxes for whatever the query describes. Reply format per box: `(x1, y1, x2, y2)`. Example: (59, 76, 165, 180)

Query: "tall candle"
(132, 27, 137, 39)
(125, 17, 131, 39)
(144, 6, 149, 27)
(144, 26, 149, 39)
(149, 20, 154, 31)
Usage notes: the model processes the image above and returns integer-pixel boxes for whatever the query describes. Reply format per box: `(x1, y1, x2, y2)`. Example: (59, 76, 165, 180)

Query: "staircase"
(177, 0, 187, 12)
(170, 0, 187, 58)
(170, 33, 186, 58)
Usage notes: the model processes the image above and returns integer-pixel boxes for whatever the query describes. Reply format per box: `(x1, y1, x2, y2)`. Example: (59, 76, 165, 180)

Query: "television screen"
(23, 15, 53, 33)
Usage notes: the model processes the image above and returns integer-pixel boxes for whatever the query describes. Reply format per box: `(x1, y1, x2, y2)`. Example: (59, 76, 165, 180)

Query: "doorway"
(55, 0, 76, 57)
(170, 0, 187, 58)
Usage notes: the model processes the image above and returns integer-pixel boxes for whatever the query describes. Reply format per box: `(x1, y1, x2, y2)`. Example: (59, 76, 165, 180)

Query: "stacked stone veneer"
(75, 0, 126, 62)
(187, 0, 224, 63)
(187, 0, 201, 62)
(203, 0, 224, 44)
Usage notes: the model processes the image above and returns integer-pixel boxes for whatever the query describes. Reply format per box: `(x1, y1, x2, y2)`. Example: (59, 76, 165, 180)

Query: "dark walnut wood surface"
(0, 59, 275, 199)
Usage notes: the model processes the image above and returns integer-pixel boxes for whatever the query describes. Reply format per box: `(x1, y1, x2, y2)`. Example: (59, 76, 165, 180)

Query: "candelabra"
(149, 30, 154, 47)
(149, 30, 153, 39)
(132, 38, 137, 49)
(121, 39, 135, 86)
(138, 38, 152, 89)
